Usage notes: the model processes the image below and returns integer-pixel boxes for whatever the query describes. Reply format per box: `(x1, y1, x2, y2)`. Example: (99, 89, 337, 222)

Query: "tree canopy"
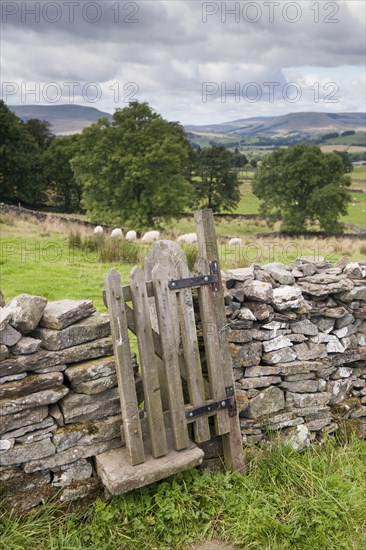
(252, 144, 351, 232)
(43, 135, 82, 212)
(0, 101, 45, 206)
(72, 102, 193, 228)
(192, 145, 241, 212)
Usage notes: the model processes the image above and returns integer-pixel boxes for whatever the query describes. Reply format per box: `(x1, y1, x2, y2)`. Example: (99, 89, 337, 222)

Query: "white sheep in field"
(141, 230, 160, 243)
(93, 226, 104, 235)
(111, 228, 123, 238)
(228, 237, 242, 246)
(126, 230, 137, 240)
(177, 233, 198, 244)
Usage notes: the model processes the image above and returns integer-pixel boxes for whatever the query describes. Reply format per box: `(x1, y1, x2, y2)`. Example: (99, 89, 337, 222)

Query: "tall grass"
(68, 231, 141, 265)
(1, 436, 365, 549)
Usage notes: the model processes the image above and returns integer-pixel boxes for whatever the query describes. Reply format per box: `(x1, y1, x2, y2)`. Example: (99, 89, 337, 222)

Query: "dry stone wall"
(0, 296, 139, 511)
(223, 256, 366, 450)
(1, 254, 366, 510)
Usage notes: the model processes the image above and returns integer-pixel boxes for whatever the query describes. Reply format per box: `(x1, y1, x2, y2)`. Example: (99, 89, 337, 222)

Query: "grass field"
(1, 435, 365, 549)
(1, 213, 365, 310)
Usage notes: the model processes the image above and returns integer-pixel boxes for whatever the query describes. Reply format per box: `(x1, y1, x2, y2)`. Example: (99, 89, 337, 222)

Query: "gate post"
(195, 209, 245, 471)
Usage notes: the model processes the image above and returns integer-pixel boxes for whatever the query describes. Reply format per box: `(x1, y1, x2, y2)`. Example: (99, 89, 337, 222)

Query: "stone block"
(286, 392, 331, 409)
(34, 313, 110, 351)
(291, 319, 318, 336)
(0, 386, 68, 416)
(40, 299, 96, 330)
(11, 337, 42, 355)
(262, 347, 297, 365)
(242, 386, 285, 419)
(262, 263, 295, 285)
(59, 388, 121, 423)
(0, 437, 55, 466)
(52, 458, 93, 487)
(243, 280, 273, 303)
(0, 337, 113, 378)
(262, 335, 293, 353)
(4, 294, 47, 333)
(0, 406, 49, 435)
(229, 342, 262, 368)
(0, 372, 64, 400)
(0, 324, 22, 347)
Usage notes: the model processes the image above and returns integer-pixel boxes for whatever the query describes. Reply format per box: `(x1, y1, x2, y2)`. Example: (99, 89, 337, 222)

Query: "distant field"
(323, 132, 366, 146)
(321, 145, 366, 153)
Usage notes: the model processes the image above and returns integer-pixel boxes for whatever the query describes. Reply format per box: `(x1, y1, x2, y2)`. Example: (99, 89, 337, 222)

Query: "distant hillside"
(186, 112, 365, 138)
(10, 105, 113, 135)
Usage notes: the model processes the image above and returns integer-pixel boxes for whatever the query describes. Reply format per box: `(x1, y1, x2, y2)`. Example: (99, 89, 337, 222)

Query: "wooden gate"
(96, 210, 244, 495)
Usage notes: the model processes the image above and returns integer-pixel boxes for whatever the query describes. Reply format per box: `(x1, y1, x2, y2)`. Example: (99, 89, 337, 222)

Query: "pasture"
(1, 211, 365, 309)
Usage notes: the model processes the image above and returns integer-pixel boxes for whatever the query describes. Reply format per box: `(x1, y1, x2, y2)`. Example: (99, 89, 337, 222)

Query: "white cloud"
(1, 0, 365, 124)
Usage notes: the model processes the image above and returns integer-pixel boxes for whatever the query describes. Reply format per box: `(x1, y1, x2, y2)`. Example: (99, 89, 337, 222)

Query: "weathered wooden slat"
(175, 258, 211, 444)
(130, 266, 168, 458)
(195, 209, 245, 471)
(104, 277, 212, 401)
(196, 256, 231, 437)
(152, 264, 190, 451)
(104, 269, 145, 466)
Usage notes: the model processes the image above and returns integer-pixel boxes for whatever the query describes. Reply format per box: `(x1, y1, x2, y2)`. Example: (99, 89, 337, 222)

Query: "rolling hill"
(8, 105, 366, 144)
(9, 104, 113, 135)
(186, 112, 366, 138)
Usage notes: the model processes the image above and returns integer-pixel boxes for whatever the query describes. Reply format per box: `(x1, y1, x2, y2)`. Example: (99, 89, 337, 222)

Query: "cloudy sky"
(1, 0, 365, 124)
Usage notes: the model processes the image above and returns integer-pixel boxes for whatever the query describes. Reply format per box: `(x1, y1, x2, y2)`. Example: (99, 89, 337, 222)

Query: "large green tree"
(71, 102, 193, 229)
(0, 101, 45, 206)
(192, 145, 241, 212)
(252, 144, 351, 232)
(24, 118, 54, 151)
(43, 135, 82, 212)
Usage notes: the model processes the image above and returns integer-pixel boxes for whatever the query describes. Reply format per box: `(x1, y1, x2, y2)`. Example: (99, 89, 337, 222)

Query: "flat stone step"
(96, 439, 204, 495)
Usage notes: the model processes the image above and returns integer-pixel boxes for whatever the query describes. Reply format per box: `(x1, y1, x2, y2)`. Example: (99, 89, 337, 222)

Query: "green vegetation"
(253, 145, 351, 232)
(1, 436, 365, 549)
(0, 100, 45, 205)
(192, 145, 242, 212)
(323, 132, 366, 146)
(72, 102, 192, 229)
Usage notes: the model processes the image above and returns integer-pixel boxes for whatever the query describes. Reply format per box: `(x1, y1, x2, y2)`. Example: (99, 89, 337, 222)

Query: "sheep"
(93, 226, 104, 235)
(141, 230, 160, 243)
(228, 237, 242, 246)
(126, 230, 137, 240)
(111, 228, 123, 238)
(177, 233, 198, 244)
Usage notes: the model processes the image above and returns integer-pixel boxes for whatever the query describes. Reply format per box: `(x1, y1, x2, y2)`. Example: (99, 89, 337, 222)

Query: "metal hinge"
(186, 385, 237, 419)
(186, 397, 232, 419)
(168, 260, 219, 291)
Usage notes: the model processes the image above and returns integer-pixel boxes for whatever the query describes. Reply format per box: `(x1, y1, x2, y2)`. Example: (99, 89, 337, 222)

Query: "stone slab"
(0, 437, 55, 466)
(96, 438, 205, 495)
(24, 438, 123, 473)
(34, 313, 110, 351)
(0, 406, 49, 435)
(0, 372, 64, 400)
(52, 415, 121, 452)
(0, 337, 113, 377)
(40, 299, 96, 330)
(64, 357, 116, 384)
(0, 386, 69, 416)
(59, 387, 121, 423)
